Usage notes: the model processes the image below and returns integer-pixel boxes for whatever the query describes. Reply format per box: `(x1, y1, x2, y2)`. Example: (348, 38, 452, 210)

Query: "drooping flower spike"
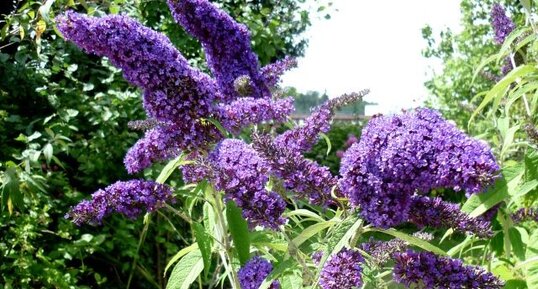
(56, 12, 222, 173)
(393, 251, 504, 289)
(252, 134, 338, 206)
(275, 90, 369, 153)
(168, 0, 270, 100)
(66, 180, 174, 225)
(409, 196, 493, 237)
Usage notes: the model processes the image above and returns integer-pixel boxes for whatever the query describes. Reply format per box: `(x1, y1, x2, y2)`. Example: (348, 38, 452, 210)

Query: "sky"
(281, 0, 463, 115)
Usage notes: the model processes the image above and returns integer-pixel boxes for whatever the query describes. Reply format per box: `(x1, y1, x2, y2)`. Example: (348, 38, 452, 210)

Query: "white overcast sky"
(281, 0, 462, 115)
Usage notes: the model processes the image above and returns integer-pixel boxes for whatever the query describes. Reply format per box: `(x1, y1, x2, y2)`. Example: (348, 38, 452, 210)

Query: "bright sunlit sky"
(281, 0, 463, 115)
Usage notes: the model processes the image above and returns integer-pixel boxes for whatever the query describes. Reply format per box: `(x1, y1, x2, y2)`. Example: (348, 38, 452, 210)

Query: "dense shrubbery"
(0, 0, 323, 287)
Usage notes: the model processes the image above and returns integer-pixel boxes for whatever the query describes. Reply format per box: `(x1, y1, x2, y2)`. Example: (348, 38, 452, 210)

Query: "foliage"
(425, 0, 538, 288)
(0, 0, 321, 287)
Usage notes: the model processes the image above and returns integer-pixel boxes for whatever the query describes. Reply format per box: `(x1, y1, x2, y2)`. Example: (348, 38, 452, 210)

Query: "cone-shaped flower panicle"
(339, 108, 499, 228)
(491, 3, 515, 45)
(275, 90, 368, 153)
(209, 139, 286, 229)
(319, 248, 364, 289)
(168, 0, 269, 100)
(66, 180, 174, 225)
(393, 251, 504, 289)
(56, 11, 223, 172)
(261, 56, 298, 88)
(238, 256, 280, 289)
(409, 196, 493, 238)
(252, 134, 337, 206)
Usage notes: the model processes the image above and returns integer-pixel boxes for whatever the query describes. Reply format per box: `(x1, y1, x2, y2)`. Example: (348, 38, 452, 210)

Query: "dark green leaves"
(226, 201, 250, 265)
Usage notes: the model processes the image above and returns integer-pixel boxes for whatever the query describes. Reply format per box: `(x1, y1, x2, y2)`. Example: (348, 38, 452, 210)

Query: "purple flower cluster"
(511, 207, 538, 223)
(491, 3, 515, 45)
(260, 56, 298, 88)
(339, 108, 499, 228)
(275, 91, 368, 153)
(393, 251, 503, 289)
(217, 97, 294, 134)
(319, 248, 364, 289)
(238, 256, 280, 289)
(252, 134, 337, 206)
(56, 11, 221, 173)
(409, 196, 493, 237)
(209, 139, 286, 229)
(66, 180, 173, 225)
(168, 0, 269, 100)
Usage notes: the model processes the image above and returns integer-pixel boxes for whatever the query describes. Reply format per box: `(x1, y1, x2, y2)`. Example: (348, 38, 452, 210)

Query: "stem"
(209, 186, 241, 289)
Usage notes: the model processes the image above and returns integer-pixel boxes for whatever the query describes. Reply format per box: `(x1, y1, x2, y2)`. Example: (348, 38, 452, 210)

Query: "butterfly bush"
(339, 108, 500, 228)
(56, 0, 507, 287)
(66, 180, 173, 225)
(238, 256, 280, 289)
(319, 248, 364, 289)
(393, 251, 504, 289)
(491, 3, 515, 45)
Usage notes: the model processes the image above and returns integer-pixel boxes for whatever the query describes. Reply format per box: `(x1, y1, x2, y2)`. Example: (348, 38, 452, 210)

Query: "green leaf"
(470, 65, 536, 125)
(369, 228, 447, 256)
(43, 143, 53, 163)
(226, 201, 250, 265)
(327, 216, 362, 256)
(461, 166, 523, 217)
(1, 167, 21, 212)
(509, 227, 526, 261)
(292, 221, 335, 247)
(166, 250, 204, 289)
(164, 243, 198, 277)
(156, 154, 184, 184)
(319, 133, 332, 156)
(525, 230, 538, 289)
(280, 273, 303, 289)
(193, 223, 212, 278)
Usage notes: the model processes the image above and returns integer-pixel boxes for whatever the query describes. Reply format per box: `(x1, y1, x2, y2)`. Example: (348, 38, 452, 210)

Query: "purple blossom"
(217, 97, 294, 134)
(168, 0, 269, 100)
(319, 248, 364, 289)
(209, 139, 286, 229)
(261, 56, 298, 88)
(393, 251, 504, 289)
(238, 256, 280, 289)
(56, 12, 222, 172)
(252, 134, 337, 206)
(124, 126, 181, 174)
(511, 207, 538, 223)
(339, 108, 499, 228)
(409, 196, 493, 238)
(66, 180, 174, 225)
(312, 251, 324, 265)
(491, 3, 515, 45)
(275, 91, 368, 153)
